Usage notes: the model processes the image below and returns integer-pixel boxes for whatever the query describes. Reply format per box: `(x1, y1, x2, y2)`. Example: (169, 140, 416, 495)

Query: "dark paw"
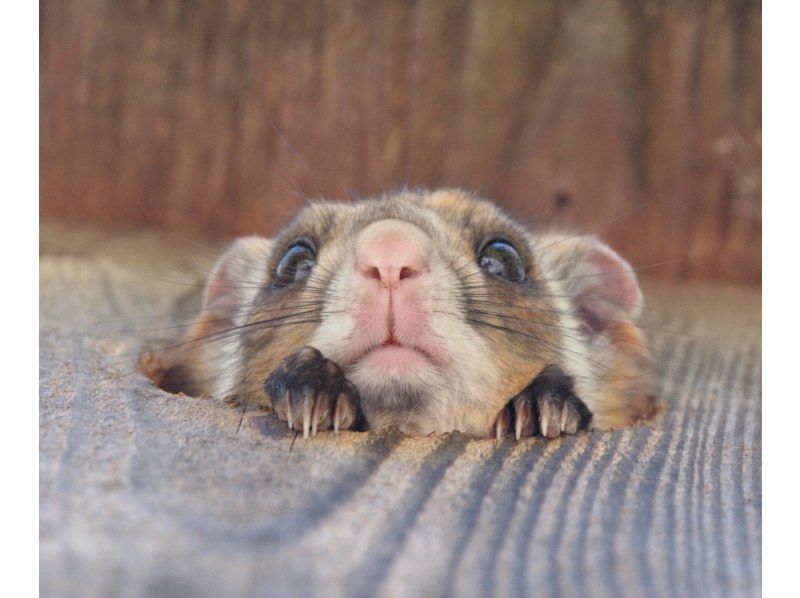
(264, 346, 361, 438)
(493, 364, 593, 440)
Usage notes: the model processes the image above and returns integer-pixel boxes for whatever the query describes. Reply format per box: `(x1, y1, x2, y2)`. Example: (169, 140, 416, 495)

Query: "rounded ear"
(535, 234, 643, 335)
(201, 236, 274, 326)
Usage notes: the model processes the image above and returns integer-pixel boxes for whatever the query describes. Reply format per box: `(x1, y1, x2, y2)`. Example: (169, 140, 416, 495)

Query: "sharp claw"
(311, 397, 321, 437)
(284, 393, 293, 430)
(514, 397, 533, 440)
(302, 395, 312, 439)
(495, 407, 510, 440)
(539, 400, 561, 439)
(334, 391, 357, 434)
(270, 348, 359, 437)
(540, 401, 550, 438)
(333, 396, 342, 434)
(333, 397, 345, 434)
(562, 404, 579, 435)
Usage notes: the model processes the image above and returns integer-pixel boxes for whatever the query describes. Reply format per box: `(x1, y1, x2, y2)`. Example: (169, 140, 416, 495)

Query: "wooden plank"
(39, 0, 761, 284)
(39, 227, 761, 597)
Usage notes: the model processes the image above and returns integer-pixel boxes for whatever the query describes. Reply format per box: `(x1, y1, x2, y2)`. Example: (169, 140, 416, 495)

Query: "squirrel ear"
(201, 236, 273, 326)
(536, 235, 643, 335)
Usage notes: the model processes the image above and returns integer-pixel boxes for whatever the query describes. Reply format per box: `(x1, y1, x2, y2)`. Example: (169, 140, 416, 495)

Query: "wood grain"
(39, 0, 761, 284)
(39, 225, 761, 596)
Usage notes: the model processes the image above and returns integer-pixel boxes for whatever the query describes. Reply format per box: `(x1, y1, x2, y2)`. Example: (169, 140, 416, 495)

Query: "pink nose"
(355, 219, 429, 287)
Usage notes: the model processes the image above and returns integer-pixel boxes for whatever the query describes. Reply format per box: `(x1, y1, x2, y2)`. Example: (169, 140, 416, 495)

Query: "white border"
(1, 1, 39, 595)
(763, 2, 797, 595)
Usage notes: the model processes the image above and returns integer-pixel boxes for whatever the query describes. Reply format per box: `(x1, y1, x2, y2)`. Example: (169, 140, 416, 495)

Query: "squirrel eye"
(478, 239, 525, 283)
(275, 241, 316, 286)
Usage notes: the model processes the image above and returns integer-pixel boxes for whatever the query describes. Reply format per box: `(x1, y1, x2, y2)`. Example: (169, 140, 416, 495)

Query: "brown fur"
(591, 320, 660, 428)
(140, 189, 659, 436)
(138, 313, 219, 397)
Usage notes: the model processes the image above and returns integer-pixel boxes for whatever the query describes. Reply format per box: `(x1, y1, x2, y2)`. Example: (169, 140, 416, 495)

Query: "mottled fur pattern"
(140, 189, 658, 437)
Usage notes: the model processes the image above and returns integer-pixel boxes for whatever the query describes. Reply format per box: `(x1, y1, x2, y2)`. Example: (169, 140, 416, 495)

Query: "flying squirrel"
(140, 189, 659, 440)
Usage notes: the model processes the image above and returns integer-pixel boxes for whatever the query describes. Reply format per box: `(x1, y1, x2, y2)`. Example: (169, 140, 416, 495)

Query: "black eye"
(478, 239, 525, 283)
(275, 241, 316, 286)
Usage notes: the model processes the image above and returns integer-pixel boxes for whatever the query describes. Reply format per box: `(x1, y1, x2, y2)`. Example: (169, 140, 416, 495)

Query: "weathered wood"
(39, 224, 761, 597)
(39, 0, 761, 284)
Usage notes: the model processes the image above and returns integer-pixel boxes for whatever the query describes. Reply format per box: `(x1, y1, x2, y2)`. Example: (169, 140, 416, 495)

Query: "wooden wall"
(40, 0, 761, 284)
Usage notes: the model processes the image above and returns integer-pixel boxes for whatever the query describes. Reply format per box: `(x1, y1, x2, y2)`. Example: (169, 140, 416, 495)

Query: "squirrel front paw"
(492, 364, 593, 440)
(264, 346, 362, 438)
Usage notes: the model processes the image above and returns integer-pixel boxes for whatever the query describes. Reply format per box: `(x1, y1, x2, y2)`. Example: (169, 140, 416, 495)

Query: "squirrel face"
(140, 189, 657, 437)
